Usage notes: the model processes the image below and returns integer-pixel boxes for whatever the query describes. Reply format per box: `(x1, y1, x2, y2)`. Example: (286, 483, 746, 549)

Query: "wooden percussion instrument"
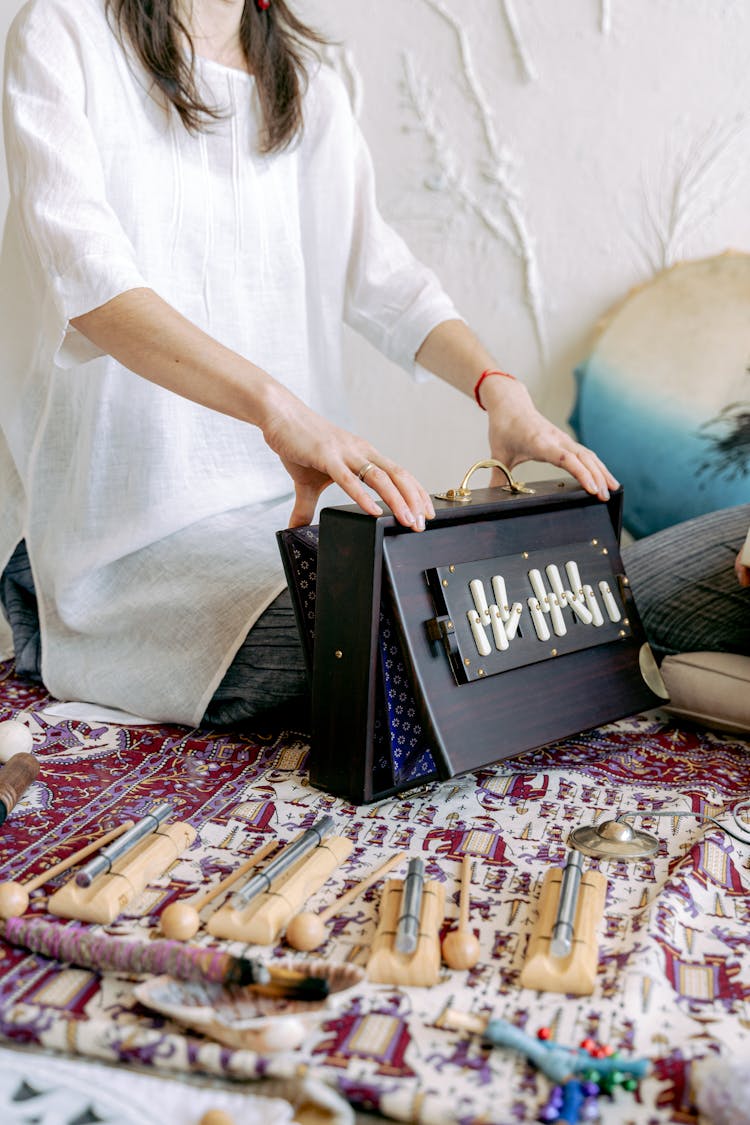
(0, 751, 39, 825)
(207, 834, 353, 945)
(366, 873, 445, 987)
(285, 850, 406, 952)
(0, 821, 135, 919)
(160, 839, 278, 940)
(48, 819, 196, 924)
(441, 854, 480, 970)
(519, 862, 608, 995)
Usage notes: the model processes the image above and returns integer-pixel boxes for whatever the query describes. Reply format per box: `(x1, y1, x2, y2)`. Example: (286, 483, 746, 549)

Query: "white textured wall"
(0, 0, 748, 500)
(309, 0, 750, 492)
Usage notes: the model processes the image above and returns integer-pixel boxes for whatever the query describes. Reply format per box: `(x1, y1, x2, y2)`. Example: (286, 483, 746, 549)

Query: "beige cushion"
(660, 651, 750, 735)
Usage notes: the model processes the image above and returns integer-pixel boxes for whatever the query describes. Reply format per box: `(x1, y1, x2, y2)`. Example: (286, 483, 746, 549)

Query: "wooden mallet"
(441, 854, 480, 970)
(160, 839, 278, 940)
(0, 820, 135, 919)
(285, 850, 407, 951)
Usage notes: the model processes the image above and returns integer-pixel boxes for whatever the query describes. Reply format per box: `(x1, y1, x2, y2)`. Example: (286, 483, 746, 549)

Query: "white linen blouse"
(0, 0, 458, 724)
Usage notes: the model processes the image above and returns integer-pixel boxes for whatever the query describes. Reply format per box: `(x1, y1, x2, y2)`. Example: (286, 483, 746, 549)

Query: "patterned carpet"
(0, 659, 748, 1125)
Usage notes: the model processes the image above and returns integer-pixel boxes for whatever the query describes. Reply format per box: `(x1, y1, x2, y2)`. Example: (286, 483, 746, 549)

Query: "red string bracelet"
(474, 368, 516, 410)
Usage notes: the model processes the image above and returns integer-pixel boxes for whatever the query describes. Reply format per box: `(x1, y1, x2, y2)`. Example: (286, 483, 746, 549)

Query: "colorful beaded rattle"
(437, 1009, 650, 1087)
(482, 1020, 649, 1084)
(535, 1028, 644, 1124)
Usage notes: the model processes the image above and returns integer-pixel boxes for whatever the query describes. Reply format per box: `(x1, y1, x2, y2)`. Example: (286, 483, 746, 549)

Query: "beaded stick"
(436, 1009, 650, 1083)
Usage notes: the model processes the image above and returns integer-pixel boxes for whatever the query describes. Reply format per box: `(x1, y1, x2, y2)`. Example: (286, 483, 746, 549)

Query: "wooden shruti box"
(278, 467, 668, 805)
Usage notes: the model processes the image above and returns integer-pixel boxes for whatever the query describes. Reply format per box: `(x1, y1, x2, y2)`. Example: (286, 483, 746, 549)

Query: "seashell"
(133, 958, 366, 1052)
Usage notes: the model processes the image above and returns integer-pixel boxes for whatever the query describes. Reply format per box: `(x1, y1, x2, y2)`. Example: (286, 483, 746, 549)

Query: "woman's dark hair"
(106, 1, 327, 152)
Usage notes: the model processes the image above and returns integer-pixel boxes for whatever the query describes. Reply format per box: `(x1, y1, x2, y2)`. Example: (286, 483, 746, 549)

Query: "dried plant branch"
(501, 0, 538, 82)
(641, 117, 747, 270)
(408, 3, 548, 358)
(400, 51, 516, 251)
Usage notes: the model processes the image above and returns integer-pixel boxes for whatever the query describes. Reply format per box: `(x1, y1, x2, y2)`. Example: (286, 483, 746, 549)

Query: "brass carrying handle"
(434, 459, 535, 503)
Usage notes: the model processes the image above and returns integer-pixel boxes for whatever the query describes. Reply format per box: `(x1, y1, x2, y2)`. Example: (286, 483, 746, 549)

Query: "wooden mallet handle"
(458, 854, 472, 930)
(24, 821, 135, 892)
(318, 851, 407, 922)
(441, 854, 481, 970)
(193, 839, 278, 910)
(0, 752, 40, 824)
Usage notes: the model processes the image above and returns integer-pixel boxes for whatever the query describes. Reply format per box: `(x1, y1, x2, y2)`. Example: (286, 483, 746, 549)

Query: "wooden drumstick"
(441, 854, 480, 970)
(160, 839, 278, 940)
(0, 820, 135, 919)
(285, 851, 407, 951)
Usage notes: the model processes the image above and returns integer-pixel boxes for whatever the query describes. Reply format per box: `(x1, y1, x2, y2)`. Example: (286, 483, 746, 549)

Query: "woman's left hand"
(481, 375, 618, 501)
(414, 320, 619, 500)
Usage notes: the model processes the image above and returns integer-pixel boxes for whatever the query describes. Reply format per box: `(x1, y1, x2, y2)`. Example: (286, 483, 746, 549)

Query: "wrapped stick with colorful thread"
(2, 915, 271, 987)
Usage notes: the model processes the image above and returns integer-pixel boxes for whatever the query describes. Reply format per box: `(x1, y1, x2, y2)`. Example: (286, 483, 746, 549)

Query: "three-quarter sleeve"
(3, 4, 147, 366)
(343, 115, 462, 375)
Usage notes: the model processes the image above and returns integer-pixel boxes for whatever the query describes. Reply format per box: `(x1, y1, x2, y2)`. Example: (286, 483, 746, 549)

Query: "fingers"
(266, 394, 433, 531)
(487, 393, 620, 504)
(288, 480, 326, 529)
(498, 432, 617, 501)
(735, 551, 750, 588)
(343, 457, 435, 531)
(559, 444, 619, 501)
(282, 448, 434, 532)
(508, 422, 619, 502)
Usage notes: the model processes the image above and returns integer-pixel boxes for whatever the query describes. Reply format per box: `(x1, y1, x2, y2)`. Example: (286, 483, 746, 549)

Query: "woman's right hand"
(259, 383, 435, 531)
(68, 289, 433, 532)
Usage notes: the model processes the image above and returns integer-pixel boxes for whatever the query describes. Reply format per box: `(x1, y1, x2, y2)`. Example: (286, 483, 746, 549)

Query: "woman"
(0, 0, 617, 726)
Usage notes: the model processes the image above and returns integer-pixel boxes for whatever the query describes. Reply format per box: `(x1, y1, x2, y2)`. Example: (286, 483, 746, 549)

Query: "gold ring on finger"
(357, 461, 376, 482)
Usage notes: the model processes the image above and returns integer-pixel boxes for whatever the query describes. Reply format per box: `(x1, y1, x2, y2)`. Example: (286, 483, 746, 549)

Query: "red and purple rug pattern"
(0, 660, 749, 1124)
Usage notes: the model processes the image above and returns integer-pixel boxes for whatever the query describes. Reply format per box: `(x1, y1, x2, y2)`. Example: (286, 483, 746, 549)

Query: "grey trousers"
(621, 503, 750, 660)
(201, 589, 309, 728)
(2, 504, 747, 724)
(0, 541, 308, 729)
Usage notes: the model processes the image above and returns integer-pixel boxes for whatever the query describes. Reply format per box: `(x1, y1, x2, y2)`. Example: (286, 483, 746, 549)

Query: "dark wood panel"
(306, 480, 664, 803)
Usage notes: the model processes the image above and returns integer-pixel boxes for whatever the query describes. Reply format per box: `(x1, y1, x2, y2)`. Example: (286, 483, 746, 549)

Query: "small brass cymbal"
(569, 818, 659, 860)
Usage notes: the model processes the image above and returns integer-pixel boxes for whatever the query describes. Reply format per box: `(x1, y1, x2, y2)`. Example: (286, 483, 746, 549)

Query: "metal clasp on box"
(426, 615, 455, 645)
(425, 614, 464, 680)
